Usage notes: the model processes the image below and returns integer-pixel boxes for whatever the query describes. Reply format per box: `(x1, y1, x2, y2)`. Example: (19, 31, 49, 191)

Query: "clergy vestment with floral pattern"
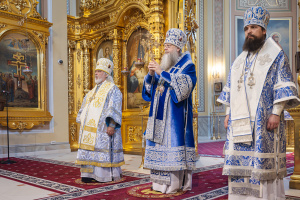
(76, 80, 124, 182)
(217, 37, 300, 198)
(142, 51, 197, 186)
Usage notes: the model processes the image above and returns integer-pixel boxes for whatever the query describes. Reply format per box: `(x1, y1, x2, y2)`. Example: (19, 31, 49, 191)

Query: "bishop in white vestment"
(76, 58, 124, 183)
(218, 6, 300, 199)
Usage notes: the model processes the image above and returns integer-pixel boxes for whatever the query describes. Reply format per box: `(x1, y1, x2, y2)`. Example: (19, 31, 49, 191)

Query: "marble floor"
(0, 152, 299, 199)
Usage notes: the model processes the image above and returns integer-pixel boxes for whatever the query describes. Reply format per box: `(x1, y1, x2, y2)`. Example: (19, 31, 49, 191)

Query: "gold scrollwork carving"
(68, 44, 75, 115)
(286, 120, 295, 152)
(288, 107, 300, 113)
(92, 22, 108, 31)
(82, 52, 90, 94)
(124, 11, 147, 36)
(76, 23, 92, 34)
(32, 30, 45, 45)
(80, 0, 95, 17)
(68, 40, 76, 49)
(70, 122, 77, 142)
(10, 0, 30, 15)
(77, 49, 82, 63)
(128, 126, 142, 142)
(0, 2, 8, 11)
(68, 95, 74, 115)
(0, 0, 52, 131)
(67, 0, 166, 153)
(0, 119, 47, 132)
(77, 74, 82, 88)
(0, 23, 6, 30)
(67, 24, 75, 33)
(113, 29, 122, 87)
(80, 39, 93, 49)
(109, 12, 117, 23)
(77, 100, 82, 112)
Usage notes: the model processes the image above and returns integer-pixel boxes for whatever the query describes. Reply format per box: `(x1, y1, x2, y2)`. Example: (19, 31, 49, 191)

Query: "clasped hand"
(107, 126, 115, 136)
(148, 60, 162, 75)
(224, 114, 280, 131)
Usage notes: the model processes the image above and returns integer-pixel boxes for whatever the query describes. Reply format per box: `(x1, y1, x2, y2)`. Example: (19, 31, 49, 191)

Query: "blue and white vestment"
(142, 51, 197, 189)
(76, 81, 124, 182)
(218, 38, 300, 198)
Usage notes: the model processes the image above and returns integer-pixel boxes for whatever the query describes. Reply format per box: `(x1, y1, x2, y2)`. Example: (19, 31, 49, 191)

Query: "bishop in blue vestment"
(142, 28, 197, 194)
(218, 7, 300, 199)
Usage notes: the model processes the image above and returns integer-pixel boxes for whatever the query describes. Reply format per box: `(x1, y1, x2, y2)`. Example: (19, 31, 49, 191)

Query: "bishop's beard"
(160, 51, 180, 71)
(95, 78, 104, 84)
(242, 34, 265, 52)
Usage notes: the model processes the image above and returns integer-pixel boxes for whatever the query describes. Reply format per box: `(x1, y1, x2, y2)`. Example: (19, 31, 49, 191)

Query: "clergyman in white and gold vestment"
(76, 58, 124, 183)
(218, 6, 300, 199)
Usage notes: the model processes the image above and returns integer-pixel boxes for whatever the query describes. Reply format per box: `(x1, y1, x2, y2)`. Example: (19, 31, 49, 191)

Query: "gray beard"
(160, 51, 179, 71)
(95, 78, 104, 84)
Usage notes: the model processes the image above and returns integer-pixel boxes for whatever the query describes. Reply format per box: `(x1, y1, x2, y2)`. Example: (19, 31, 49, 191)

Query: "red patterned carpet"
(198, 141, 225, 157)
(0, 153, 295, 200)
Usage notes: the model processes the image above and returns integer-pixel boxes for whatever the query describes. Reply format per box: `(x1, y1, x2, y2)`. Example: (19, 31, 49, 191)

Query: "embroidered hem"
(82, 174, 122, 182)
(223, 168, 287, 180)
(231, 187, 260, 198)
(76, 160, 125, 167)
(144, 163, 196, 171)
(151, 178, 170, 185)
(233, 134, 252, 144)
(80, 167, 94, 173)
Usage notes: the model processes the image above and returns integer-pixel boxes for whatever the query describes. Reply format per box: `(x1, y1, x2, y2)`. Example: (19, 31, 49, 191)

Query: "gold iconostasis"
(0, 0, 52, 130)
(67, 0, 199, 154)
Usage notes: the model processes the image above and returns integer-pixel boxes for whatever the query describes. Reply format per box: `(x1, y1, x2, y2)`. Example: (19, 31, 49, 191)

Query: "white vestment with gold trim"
(76, 80, 124, 182)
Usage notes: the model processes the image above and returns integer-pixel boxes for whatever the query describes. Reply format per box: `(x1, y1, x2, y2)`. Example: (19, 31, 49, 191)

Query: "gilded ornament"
(78, 100, 82, 112)
(68, 40, 76, 49)
(123, 11, 147, 35)
(68, 47, 74, 115)
(80, 0, 95, 17)
(28, 1, 44, 20)
(70, 123, 77, 142)
(83, 53, 91, 94)
(77, 74, 82, 88)
(32, 30, 45, 45)
(109, 12, 117, 23)
(10, 0, 30, 15)
(0, 23, 6, 30)
(80, 39, 93, 49)
(67, 0, 169, 153)
(128, 126, 142, 142)
(77, 49, 82, 63)
(0, 1, 8, 11)
(93, 21, 108, 31)
(68, 95, 74, 115)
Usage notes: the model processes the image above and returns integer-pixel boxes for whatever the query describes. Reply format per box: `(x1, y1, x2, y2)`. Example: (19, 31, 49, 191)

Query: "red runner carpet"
(0, 153, 295, 200)
(198, 141, 225, 157)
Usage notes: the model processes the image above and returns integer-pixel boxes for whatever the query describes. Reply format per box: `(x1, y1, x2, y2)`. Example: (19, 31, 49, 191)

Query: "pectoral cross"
(8, 52, 26, 89)
(237, 78, 243, 92)
(247, 73, 255, 89)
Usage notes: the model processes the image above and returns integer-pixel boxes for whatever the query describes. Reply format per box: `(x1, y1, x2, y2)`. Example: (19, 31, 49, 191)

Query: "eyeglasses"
(164, 44, 173, 49)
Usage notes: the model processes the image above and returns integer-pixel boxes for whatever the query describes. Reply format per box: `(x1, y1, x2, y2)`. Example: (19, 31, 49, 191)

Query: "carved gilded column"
(289, 0, 300, 189)
(68, 40, 76, 115)
(289, 109, 300, 189)
(68, 40, 78, 151)
(80, 40, 92, 95)
(184, 0, 199, 154)
(148, 0, 165, 61)
(286, 120, 295, 152)
(112, 29, 123, 88)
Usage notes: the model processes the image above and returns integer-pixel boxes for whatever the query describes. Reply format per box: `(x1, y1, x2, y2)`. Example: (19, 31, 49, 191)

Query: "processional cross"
(9, 52, 26, 89)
